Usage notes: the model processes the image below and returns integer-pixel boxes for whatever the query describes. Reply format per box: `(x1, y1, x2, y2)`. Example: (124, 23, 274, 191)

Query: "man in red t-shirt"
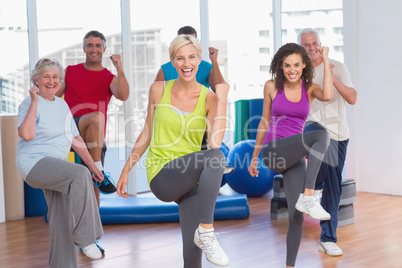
(57, 30, 129, 206)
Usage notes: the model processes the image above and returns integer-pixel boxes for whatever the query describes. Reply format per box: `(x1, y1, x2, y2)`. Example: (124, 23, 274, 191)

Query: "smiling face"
(34, 66, 61, 100)
(300, 32, 322, 64)
(281, 53, 306, 83)
(171, 44, 201, 81)
(83, 36, 106, 64)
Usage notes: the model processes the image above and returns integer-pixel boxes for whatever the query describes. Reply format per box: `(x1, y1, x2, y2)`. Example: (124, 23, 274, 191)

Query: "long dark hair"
(269, 43, 314, 92)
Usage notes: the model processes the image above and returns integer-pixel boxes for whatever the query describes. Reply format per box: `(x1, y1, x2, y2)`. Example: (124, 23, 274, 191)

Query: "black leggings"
(262, 129, 329, 267)
(150, 149, 225, 268)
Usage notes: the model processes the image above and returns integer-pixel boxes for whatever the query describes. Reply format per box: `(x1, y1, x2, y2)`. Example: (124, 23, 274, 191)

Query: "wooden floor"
(1, 191, 402, 268)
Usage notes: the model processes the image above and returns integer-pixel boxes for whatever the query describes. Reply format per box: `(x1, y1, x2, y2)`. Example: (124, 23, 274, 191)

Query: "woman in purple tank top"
(248, 43, 333, 268)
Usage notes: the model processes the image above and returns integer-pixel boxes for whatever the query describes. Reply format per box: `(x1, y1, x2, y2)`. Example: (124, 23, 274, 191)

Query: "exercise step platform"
(273, 175, 286, 198)
(270, 197, 288, 220)
(271, 175, 356, 226)
(273, 175, 356, 205)
(339, 178, 357, 205)
(338, 203, 355, 227)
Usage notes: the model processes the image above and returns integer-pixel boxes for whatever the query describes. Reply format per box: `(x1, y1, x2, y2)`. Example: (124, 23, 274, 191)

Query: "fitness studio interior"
(1, 0, 401, 267)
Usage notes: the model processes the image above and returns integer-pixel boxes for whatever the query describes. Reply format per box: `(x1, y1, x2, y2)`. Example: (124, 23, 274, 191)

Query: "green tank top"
(146, 79, 208, 184)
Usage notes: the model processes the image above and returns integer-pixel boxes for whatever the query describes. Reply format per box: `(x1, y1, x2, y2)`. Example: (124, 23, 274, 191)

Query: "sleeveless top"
(64, 63, 114, 135)
(146, 79, 208, 184)
(263, 82, 310, 144)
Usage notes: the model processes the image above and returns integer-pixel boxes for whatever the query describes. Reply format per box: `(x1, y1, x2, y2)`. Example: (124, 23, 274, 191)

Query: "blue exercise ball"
(219, 142, 230, 187)
(219, 142, 230, 156)
(225, 139, 277, 197)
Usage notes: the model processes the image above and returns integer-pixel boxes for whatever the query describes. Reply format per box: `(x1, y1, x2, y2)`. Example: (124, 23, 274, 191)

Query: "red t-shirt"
(64, 63, 115, 133)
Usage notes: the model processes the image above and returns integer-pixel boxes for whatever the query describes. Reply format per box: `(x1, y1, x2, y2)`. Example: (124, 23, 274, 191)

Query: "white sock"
(95, 161, 103, 172)
(198, 225, 214, 234)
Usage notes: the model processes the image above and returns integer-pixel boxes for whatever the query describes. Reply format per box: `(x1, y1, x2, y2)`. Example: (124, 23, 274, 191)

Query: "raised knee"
(80, 112, 105, 131)
(314, 129, 330, 146)
(320, 130, 330, 146)
(204, 149, 225, 171)
(211, 149, 225, 165)
(211, 148, 225, 159)
(72, 165, 92, 184)
(90, 112, 105, 127)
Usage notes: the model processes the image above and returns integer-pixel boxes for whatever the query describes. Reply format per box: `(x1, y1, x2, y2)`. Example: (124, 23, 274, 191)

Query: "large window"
(130, 0, 200, 103)
(0, 0, 28, 114)
(209, 0, 273, 149)
(209, 0, 274, 102)
(281, 0, 344, 62)
(36, 0, 122, 147)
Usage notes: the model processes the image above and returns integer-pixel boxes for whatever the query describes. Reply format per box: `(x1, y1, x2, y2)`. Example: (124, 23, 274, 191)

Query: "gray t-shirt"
(308, 58, 354, 141)
(16, 95, 79, 180)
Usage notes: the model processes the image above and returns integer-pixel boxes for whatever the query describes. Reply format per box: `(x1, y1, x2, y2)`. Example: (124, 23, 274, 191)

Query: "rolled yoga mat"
(234, 100, 250, 144)
(248, 98, 264, 140)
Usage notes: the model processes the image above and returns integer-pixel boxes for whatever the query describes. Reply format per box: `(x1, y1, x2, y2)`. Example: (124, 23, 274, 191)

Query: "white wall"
(344, 0, 402, 195)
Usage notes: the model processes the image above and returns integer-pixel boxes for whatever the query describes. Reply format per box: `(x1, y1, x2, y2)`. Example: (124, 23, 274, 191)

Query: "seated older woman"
(16, 58, 105, 267)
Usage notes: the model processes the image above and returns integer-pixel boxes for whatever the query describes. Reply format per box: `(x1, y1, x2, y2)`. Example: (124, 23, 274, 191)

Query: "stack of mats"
(234, 98, 264, 143)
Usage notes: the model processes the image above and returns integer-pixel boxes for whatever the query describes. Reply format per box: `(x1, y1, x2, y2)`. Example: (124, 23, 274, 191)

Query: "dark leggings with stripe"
(150, 149, 225, 268)
(261, 129, 329, 267)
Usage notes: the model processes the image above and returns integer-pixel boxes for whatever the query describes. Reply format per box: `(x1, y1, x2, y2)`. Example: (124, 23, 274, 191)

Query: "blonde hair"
(31, 58, 64, 84)
(169, 34, 202, 60)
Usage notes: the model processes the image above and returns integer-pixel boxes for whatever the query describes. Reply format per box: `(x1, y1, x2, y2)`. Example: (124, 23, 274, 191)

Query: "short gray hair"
(83, 30, 107, 49)
(297, 28, 321, 45)
(31, 58, 64, 84)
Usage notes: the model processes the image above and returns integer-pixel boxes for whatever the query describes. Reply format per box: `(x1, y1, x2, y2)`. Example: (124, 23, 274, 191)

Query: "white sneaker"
(82, 243, 102, 259)
(194, 229, 229, 267)
(318, 241, 343, 256)
(295, 193, 331, 220)
(314, 189, 323, 199)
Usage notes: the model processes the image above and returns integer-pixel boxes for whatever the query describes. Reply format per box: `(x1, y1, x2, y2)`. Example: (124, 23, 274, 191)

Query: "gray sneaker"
(223, 165, 235, 174)
(318, 241, 343, 256)
(194, 229, 229, 267)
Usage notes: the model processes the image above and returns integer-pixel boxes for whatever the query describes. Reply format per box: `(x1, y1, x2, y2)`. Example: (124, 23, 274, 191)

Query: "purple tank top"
(263, 82, 310, 144)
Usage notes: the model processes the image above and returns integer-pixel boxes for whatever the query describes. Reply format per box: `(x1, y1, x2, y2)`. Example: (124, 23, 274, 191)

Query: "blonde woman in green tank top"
(116, 35, 230, 267)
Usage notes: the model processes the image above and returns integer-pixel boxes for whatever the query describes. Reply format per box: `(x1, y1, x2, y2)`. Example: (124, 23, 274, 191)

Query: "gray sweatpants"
(26, 157, 104, 268)
(150, 149, 225, 268)
(262, 129, 329, 267)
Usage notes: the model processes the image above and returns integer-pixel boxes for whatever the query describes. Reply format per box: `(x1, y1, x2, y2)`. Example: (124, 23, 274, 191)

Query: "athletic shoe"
(79, 241, 104, 255)
(82, 243, 102, 259)
(194, 229, 229, 267)
(318, 241, 343, 256)
(314, 189, 323, 199)
(295, 193, 331, 220)
(223, 165, 235, 174)
(95, 241, 105, 254)
(93, 171, 117, 194)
